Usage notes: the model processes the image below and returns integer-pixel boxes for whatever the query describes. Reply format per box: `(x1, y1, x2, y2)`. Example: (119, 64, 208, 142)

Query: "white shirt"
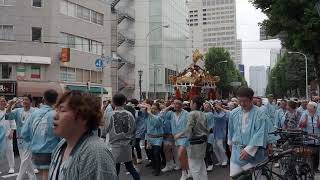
(241, 111, 258, 156)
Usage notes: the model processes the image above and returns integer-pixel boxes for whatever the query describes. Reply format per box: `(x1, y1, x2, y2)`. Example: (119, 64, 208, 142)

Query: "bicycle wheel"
(298, 163, 314, 180)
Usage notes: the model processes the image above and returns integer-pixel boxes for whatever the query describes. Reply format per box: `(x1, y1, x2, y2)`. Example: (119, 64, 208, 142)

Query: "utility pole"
(153, 64, 157, 100)
(138, 70, 143, 102)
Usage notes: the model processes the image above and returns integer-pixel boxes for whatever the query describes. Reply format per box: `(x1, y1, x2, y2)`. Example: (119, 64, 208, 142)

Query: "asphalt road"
(0, 157, 230, 180)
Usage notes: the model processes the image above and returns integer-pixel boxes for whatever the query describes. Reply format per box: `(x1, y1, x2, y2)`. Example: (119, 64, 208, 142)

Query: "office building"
(0, 0, 112, 101)
(134, 0, 190, 100)
(187, 0, 240, 65)
(249, 66, 267, 97)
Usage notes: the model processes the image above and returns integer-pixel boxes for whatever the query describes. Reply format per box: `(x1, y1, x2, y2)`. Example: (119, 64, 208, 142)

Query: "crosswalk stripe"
(1, 173, 19, 178)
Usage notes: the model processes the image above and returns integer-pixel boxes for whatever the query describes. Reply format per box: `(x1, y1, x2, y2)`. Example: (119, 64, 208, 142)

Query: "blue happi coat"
(0, 123, 6, 159)
(145, 113, 163, 146)
(21, 105, 60, 154)
(168, 110, 189, 146)
(213, 110, 227, 140)
(228, 106, 268, 166)
(205, 111, 215, 144)
(7, 107, 37, 149)
(274, 108, 286, 128)
(135, 111, 147, 139)
(262, 103, 277, 125)
(161, 111, 173, 135)
(261, 105, 279, 144)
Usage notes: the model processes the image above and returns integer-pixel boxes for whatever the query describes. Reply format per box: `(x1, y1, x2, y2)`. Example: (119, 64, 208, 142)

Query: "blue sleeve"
(227, 111, 234, 143)
(6, 109, 17, 121)
(248, 110, 268, 147)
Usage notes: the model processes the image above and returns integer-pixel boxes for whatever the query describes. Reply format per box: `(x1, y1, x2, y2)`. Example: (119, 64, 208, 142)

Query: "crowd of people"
(0, 87, 320, 180)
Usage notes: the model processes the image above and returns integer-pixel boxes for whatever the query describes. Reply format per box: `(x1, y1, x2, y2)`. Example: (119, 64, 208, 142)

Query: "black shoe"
(145, 163, 152, 167)
(152, 170, 160, 176)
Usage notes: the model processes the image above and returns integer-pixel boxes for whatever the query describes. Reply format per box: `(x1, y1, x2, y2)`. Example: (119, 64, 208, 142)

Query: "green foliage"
(204, 47, 247, 98)
(251, 0, 320, 90)
(266, 52, 317, 98)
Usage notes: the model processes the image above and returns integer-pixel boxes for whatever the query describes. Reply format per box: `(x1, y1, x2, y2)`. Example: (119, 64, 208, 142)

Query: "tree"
(204, 47, 246, 98)
(251, 0, 320, 92)
(265, 52, 316, 98)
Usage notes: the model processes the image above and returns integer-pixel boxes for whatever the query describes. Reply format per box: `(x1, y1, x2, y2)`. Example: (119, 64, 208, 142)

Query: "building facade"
(249, 66, 267, 97)
(187, 0, 241, 65)
(107, 0, 135, 98)
(134, 0, 190, 100)
(0, 0, 112, 101)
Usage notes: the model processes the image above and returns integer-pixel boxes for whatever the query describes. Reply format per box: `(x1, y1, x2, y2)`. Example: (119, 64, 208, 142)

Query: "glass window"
(31, 27, 41, 42)
(75, 36, 82, 51)
(97, 13, 103, 25)
(82, 38, 89, 52)
(1, 64, 12, 79)
(59, 33, 67, 47)
(0, 0, 13, 5)
(76, 69, 83, 82)
(77, 5, 90, 21)
(91, 41, 97, 54)
(0, 25, 14, 40)
(67, 2, 76, 17)
(32, 0, 42, 7)
(91, 11, 97, 24)
(96, 42, 102, 55)
(91, 71, 97, 83)
(30, 65, 41, 79)
(83, 70, 90, 83)
(60, 0, 67, 15)
(97, 71, 102, 84)
(67, 34, 75, 48)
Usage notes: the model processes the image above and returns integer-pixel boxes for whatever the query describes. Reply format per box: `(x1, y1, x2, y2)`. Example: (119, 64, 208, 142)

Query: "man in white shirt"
(0, 96, 16, 174)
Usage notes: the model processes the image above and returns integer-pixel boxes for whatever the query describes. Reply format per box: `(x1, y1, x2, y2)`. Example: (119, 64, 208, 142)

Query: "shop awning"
(17, 81, 64, 97)
(65, 85, 108, 94)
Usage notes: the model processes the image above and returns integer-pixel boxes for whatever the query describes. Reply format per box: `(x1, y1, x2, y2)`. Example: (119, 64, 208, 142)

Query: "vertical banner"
(16, 66, 26, 80)
(31, 66, 41, 79)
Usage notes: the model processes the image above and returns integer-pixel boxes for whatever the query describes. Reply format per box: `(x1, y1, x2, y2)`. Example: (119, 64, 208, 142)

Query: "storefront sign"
(0, 81, 16, 96)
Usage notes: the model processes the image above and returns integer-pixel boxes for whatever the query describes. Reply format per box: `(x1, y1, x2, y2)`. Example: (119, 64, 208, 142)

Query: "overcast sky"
(236, 0, 281, 82)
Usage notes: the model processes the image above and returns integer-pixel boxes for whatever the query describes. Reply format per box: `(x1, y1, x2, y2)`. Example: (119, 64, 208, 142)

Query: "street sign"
(95, 58, 103, 68)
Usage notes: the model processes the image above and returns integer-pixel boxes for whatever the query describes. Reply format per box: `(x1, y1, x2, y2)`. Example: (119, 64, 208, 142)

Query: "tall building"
(187, 0, 240, 65)
(0, 0, 112, 101)
(270, 48, 281, 68)
(134, 0, 190, 100)
(249, 66, 267, 97)
(238, 64, 245, 77)
(236, 39, 242, 65)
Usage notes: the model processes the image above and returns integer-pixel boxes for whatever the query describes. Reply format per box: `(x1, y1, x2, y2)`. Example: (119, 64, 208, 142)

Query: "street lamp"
(213, 60, 228, 72)
(138, 70, 143, 102)
(288, 51, 308, 100)
(145, 24, 170, 100)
